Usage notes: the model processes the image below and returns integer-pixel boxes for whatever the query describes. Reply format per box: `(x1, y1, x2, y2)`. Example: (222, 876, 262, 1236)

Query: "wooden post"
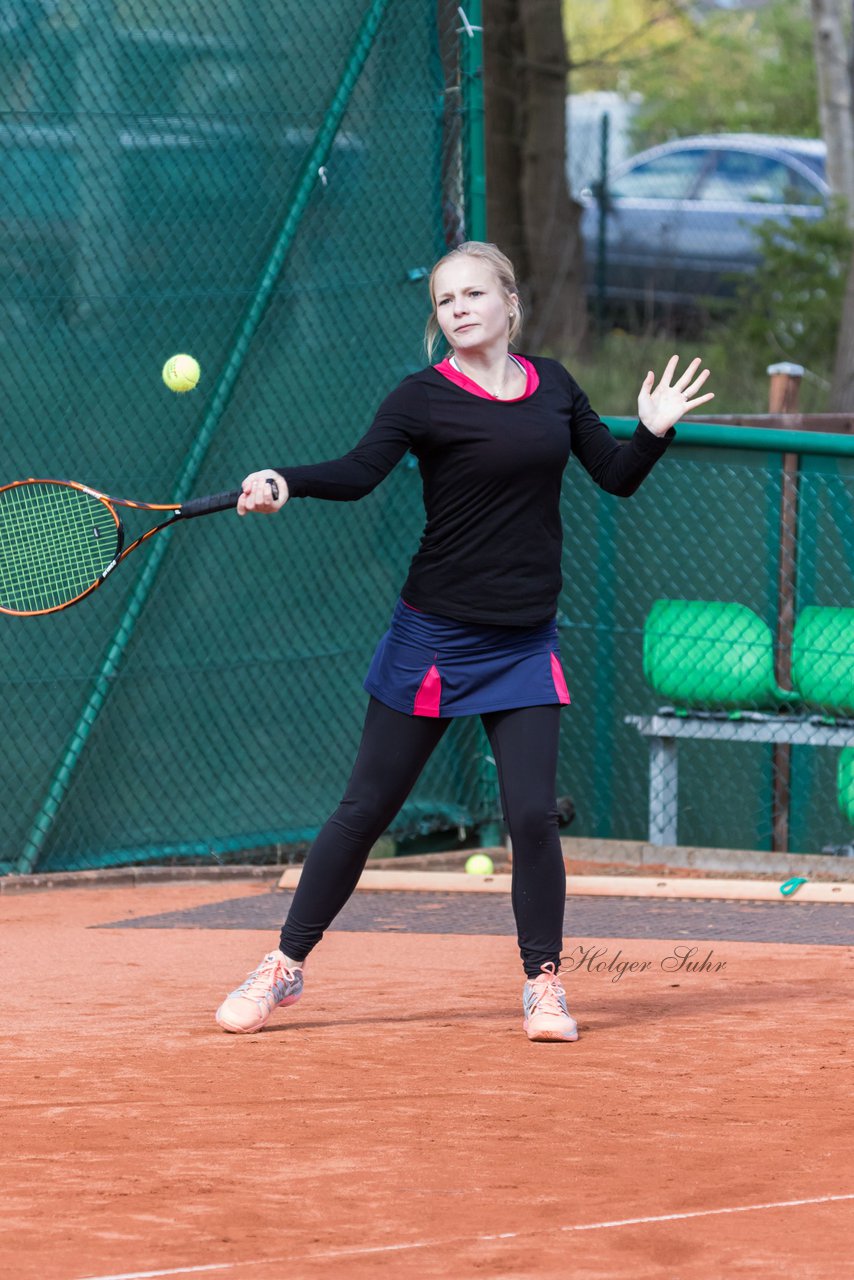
(768, 362, 804, 853)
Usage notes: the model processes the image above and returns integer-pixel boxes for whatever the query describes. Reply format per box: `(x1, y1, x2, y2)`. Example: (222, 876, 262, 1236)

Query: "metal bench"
(625, 710, 854, 846)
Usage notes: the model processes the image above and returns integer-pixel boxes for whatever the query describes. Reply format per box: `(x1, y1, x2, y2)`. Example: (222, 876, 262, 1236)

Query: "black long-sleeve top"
(276, 356, 673, 626)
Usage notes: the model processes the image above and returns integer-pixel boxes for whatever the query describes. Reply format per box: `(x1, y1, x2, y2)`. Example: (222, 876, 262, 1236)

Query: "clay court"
(2, 870, 852, 1280)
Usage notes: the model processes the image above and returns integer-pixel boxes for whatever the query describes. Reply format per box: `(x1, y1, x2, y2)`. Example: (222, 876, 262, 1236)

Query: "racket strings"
(0, 484, 119, 613)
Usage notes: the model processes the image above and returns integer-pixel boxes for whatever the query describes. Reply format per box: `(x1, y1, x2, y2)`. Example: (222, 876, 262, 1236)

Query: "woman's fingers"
(238, 471, 286, 516)
(672, 356, 702, 392)
(683, 391, 715, 412)
(658, 353, 680, 389)
(682, 366, 711, 399)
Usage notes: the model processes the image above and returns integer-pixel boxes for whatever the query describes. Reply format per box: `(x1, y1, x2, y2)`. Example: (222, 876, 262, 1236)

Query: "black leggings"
(279, 697, 566, 977)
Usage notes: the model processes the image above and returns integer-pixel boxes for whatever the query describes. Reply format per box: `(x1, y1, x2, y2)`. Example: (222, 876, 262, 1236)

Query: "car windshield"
(697, 150, 824, 205)
(609, 149, 708, 200)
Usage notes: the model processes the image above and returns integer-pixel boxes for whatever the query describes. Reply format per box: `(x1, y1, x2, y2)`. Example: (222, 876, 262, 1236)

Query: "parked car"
(579, 133, 828, 311)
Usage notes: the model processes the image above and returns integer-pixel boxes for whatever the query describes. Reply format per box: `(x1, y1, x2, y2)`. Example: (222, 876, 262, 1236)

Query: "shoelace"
(527, 963, 569, 1016)
(239, 952, 294, 996)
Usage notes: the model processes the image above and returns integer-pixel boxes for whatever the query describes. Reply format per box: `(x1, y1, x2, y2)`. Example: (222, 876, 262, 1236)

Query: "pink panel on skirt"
(550, 652, 571, 705)
(414, 664, 442, 717)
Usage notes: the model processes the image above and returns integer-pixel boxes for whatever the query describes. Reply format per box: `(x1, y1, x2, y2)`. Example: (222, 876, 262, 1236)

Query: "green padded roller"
(643, 599, 799, 711)
(838, 748, 854, 823)
(792, 607, 854, 716)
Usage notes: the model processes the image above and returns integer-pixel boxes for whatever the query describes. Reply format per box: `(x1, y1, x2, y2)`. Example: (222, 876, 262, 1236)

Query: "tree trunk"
(484, 0, 587, 354)
(813, 0, 854, 406)
(814, 0, 850, 212)
(810, 0, 854, 216)
(484, 0, 526, 269)
(830, 245, 854, 408)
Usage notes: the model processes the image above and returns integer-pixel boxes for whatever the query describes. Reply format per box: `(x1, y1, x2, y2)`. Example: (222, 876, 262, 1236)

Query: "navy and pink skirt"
(364, 598, 571, 719)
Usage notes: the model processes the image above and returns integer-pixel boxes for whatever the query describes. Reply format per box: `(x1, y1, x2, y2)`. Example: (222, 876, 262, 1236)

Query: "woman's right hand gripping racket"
(0, 476, 279, 617)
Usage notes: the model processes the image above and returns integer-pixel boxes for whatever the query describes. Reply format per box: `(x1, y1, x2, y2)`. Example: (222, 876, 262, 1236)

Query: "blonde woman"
(217, 241, 713, 1042)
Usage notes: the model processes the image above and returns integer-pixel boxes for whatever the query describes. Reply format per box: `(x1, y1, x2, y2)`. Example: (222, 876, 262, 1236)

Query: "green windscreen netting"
(1, 0, 494, 873)
(2, 2, 853, 873)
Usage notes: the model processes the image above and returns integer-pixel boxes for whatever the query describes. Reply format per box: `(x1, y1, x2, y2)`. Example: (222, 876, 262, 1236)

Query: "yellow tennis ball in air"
(465, 853, 494, 876)
(162, 353, 200, 393)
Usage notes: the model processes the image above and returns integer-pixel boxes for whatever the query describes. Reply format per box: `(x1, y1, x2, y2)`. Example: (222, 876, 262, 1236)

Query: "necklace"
(451, 354, 514, 399)
(490, 358, 509, 399)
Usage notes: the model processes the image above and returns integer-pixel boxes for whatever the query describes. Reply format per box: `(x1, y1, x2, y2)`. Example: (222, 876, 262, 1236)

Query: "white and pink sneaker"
(522, 963, 578, 1042)
(216, 949, 304, 1034)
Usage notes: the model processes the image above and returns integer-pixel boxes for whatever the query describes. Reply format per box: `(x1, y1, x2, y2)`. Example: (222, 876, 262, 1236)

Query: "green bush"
(726, 204, 852, 383)
(568, 209, 852, 417)
(565, 329, 782, 418)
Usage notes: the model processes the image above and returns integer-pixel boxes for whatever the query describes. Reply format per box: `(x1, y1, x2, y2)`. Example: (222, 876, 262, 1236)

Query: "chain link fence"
(2, 5, 852, 875)
(0, 0, 495, 875)
(560, 424, 854, 859)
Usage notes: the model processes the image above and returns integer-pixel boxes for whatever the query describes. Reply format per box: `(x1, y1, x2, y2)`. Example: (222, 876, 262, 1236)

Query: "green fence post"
(458, 2, 499, 843)
(595, 111, 610, 337)
(17, 0, 393, 874)
(460, 1, 486, 241)
(592, 498, 617, 837)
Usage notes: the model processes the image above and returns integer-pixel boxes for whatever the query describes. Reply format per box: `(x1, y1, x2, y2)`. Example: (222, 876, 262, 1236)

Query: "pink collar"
(434, 354, 539, 401)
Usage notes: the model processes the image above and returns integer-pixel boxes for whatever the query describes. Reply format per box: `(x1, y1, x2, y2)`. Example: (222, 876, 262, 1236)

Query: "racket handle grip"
(178, 489, 243, 519)
(179, 478, 280, 520)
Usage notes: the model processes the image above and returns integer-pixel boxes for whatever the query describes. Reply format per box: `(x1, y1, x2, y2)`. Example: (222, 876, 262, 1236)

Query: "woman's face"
(432, 257, 516, 356)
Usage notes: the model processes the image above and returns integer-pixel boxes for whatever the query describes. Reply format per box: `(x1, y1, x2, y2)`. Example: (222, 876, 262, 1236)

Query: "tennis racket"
(0, 476, 278, 617)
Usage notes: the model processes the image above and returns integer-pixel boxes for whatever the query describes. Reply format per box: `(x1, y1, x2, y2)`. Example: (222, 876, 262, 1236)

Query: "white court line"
(77, 1191, 854, 1279)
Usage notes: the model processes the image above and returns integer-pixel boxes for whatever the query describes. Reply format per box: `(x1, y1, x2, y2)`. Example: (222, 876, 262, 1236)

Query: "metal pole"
(18, 0, 393, 873)
(460, 2, 487, 240)
(600, 417, 854, 457)
(596, 111, 610, 335)
(458, 4, 498, 841)
(592, 500, 617, 837)
(768, 361, 804, 854)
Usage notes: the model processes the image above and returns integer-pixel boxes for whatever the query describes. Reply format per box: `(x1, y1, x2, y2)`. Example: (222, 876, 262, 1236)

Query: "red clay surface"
(1, 880, 853, 1280)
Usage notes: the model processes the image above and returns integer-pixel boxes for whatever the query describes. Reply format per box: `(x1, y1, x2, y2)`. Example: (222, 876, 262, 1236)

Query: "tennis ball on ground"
(465, 853, 494, 876)
(162, 353, 200, 392)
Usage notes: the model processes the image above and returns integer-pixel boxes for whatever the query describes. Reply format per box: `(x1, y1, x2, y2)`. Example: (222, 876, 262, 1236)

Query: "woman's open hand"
(638, 355, 714, 437)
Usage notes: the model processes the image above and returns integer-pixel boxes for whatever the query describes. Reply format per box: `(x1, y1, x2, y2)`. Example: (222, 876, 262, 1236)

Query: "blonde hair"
(424, 241, 523, 362)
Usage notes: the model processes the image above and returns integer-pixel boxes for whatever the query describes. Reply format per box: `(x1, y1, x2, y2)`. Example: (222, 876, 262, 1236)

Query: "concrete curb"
(277, 866, 854, 904)
(2, 835, 853, 894)
(0, 864, 284, 894)
(558, 837, 854, 879)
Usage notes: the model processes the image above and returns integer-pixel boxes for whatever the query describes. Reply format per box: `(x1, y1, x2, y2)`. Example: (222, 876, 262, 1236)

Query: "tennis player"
(216, 241, 713, 1042)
